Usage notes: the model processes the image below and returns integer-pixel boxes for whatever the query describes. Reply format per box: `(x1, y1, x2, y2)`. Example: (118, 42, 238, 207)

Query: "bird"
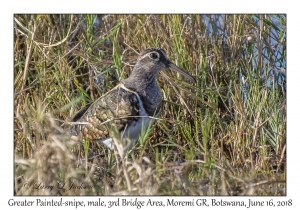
(69, 48, 196, 151)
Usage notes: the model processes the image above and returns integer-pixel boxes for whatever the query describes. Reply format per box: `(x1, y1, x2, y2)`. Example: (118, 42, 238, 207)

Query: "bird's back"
(70, 84, 142, 146)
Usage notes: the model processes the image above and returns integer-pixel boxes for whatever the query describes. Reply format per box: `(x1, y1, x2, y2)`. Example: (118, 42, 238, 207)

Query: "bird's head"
(134, 48, 196, 82)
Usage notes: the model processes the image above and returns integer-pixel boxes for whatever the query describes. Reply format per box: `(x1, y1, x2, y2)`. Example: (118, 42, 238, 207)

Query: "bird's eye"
(149, 53, 158, 59)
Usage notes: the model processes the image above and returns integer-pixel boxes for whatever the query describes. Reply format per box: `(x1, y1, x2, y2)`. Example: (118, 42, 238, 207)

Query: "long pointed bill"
(167, 62, 196, 83)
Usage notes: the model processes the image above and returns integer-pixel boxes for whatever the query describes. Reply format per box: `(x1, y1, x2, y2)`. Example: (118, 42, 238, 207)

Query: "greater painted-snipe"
(70, 48, 196, 150)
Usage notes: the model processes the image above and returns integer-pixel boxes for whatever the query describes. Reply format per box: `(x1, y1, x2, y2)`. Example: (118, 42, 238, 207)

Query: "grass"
(14, 14, 286, 195)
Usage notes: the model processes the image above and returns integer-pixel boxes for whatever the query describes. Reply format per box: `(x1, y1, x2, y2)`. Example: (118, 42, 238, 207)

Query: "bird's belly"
(100, 112, 153, 150)
(122, 87, 154, 148)
(122, 109, 151, 146)
(100, 84, 155, 150)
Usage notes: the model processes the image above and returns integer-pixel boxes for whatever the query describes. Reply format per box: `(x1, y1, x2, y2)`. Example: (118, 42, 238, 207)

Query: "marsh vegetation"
(14, 14, 286, 195)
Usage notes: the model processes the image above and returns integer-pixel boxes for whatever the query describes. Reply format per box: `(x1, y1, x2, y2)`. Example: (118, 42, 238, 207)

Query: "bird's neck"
(122, 68, 162, 116)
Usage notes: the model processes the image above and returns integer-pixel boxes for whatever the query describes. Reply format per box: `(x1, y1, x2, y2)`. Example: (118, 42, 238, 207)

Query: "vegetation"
(14, 14, 286, 195)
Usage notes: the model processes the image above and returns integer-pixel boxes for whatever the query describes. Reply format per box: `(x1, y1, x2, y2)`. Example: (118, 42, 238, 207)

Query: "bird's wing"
(71, 102, 92, 122)
(70, 84, 140, 141)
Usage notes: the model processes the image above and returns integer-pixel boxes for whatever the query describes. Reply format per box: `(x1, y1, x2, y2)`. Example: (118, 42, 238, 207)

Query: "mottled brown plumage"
(71, 85, 140, 141)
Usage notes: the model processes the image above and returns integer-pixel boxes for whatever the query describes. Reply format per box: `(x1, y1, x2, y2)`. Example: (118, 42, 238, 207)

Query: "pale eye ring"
(149, 53, 159, 59)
